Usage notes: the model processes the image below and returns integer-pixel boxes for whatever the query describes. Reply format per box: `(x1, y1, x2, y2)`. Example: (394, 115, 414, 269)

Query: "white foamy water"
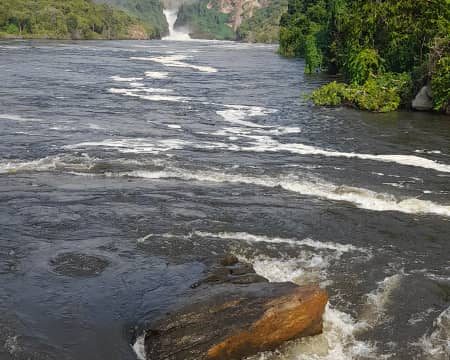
(132, 231, 375, 360)
(130, 82, 145, 88)
(216, 108, 272, 128)
(361, 274, 403, 326)
(193, 231, 365, 254)
(132, 336, 146, 360)
(243, 257, 376, 360)
(208, 107, 449, 174)
(163, 9, 191, 41)
(241, 137, 450, 173)
(124, 168, 450, 217)
(417, 306, 450, 360)
(0, 114, 40, 122)
(144, 71, 169, 79)
(66, 138, 188, 154)
(131, 55, 217, 73)
(109, 87, 173, 94)
(111, 76, 143, 82)
(108, 88, 188, 102)
(0, 155, 97, 174)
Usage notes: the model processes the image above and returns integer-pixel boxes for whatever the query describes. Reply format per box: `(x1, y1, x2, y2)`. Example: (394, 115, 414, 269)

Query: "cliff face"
(176, 0, 287, 42)
(210, 0, 269, 31)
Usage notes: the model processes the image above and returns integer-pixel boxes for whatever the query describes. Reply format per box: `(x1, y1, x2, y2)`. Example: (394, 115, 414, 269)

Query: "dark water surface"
(0, 40, 449, 360)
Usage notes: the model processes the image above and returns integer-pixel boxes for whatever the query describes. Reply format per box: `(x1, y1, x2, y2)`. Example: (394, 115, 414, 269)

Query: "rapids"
(0, 40, 449, 360)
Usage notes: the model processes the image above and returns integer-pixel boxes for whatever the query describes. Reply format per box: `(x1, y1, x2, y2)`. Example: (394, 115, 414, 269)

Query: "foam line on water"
(241, 137, 450, 173)
(144, 71, 169, 79)
(124, 169, 450, 217)
(130, 55, 218, 73)
(0, 155, 96, 174)
(0, 114, 40, 122)
(193, 231, 366, 253)
(108, 88, 188, 102)
(111, 76, 143, 82)
(66, 138, 188, 154)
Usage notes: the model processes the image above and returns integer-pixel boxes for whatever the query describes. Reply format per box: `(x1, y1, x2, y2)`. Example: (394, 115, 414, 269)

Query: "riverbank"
(0, 30, 155, 41)
(280, 0, 450, 114)
(0, 0, 162, 41)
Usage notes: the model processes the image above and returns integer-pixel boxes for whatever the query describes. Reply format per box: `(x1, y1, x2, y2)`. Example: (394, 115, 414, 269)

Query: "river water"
(0, 40, 449, 360)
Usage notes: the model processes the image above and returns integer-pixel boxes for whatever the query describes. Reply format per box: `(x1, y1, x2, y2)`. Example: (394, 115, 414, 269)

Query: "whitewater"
(0, 39, 448, 360)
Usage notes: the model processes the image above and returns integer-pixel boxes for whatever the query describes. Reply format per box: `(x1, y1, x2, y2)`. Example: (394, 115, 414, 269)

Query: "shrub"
(311, 81, 347, 106)
(347, 49, 385, 85)
(431, 56, 450, 112)
(304, 34, 322, 73)
(311, 73, 412, 112)
(6, 23, 19, 34)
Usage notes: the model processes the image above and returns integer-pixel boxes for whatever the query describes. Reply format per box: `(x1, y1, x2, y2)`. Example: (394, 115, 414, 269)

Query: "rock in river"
(141, 257, 328, 360)
(412, 85, 434, 111)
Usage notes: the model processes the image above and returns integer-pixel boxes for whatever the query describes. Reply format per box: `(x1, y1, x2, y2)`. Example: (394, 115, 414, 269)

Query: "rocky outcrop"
(412, 85, 434, 111)
(142, 256, 328, 360)
(209, 0, 267, 30)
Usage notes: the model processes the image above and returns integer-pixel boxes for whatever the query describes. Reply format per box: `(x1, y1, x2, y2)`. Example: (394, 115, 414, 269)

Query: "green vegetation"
(176, 0, 235, 40)
(96, 0, 168, 37)
(279, 0, 450, 113)
(0, 0, 159, 40)
(237, 0, 288, 43)
(176, 0, 287, 43)
(312, 73, 412, 112)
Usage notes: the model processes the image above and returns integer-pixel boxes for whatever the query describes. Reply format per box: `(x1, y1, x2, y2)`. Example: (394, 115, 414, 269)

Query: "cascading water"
(163, 8, 191, 40)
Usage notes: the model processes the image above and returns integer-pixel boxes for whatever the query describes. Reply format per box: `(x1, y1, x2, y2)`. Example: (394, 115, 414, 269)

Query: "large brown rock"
(143, 258, 328, 360)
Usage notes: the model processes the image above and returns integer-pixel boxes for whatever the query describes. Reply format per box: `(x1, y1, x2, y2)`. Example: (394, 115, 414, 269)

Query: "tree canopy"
(0, 0, 159, 39)
(279, 0, 450, 112)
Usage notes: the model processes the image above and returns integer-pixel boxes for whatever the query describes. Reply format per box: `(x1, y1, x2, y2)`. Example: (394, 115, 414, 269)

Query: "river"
(0, 40, 449, 360)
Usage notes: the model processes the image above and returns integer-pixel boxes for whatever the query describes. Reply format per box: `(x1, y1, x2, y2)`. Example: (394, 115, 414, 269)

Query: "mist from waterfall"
(163, 8, 191, 41)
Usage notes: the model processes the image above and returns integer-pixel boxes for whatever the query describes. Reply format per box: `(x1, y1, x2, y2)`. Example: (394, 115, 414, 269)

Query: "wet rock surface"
(50, 252, 109, 277)
(412, 85, 434, 111)
(142, 257, 328, 360)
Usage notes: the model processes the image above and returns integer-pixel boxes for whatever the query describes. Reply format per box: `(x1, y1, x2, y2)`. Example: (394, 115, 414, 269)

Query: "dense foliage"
(0, 0, 153, 39)
(279, 0, 450, 112)
(176, 0, 235, 40)
(312, 73, 412, 112)
(237, 0, 288, 43)
(95, 0, 168, 37)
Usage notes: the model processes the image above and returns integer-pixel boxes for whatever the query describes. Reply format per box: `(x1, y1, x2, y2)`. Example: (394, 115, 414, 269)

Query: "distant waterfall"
(163, 9, 191, 40)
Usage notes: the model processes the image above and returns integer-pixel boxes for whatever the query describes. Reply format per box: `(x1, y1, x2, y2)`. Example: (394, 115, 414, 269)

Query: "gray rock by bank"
(412, 85, 434, 111)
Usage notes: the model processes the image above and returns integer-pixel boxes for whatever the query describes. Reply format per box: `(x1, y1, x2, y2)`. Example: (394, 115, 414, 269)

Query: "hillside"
(175, 0, 287, 42)
(95, 0, 168, 37)
(0, 0, 157, 39)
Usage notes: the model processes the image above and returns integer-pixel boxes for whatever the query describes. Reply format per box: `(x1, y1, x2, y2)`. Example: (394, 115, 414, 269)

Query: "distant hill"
(0, 0, 159, 40)
(95, 0, 168, 37)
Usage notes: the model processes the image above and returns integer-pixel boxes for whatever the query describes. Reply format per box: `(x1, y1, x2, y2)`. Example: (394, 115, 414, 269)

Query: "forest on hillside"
(279, 0, 450, 113)
(95, 0, 168, 37)
(0, 0, 162, 39)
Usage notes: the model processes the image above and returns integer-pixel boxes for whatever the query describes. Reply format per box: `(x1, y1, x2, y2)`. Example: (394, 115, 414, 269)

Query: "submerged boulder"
(142, 257, 328, 360)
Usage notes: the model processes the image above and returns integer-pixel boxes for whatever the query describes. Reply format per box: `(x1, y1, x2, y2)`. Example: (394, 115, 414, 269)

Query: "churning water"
(162, 9, 191, 41)
(0, 40, 449, 360)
